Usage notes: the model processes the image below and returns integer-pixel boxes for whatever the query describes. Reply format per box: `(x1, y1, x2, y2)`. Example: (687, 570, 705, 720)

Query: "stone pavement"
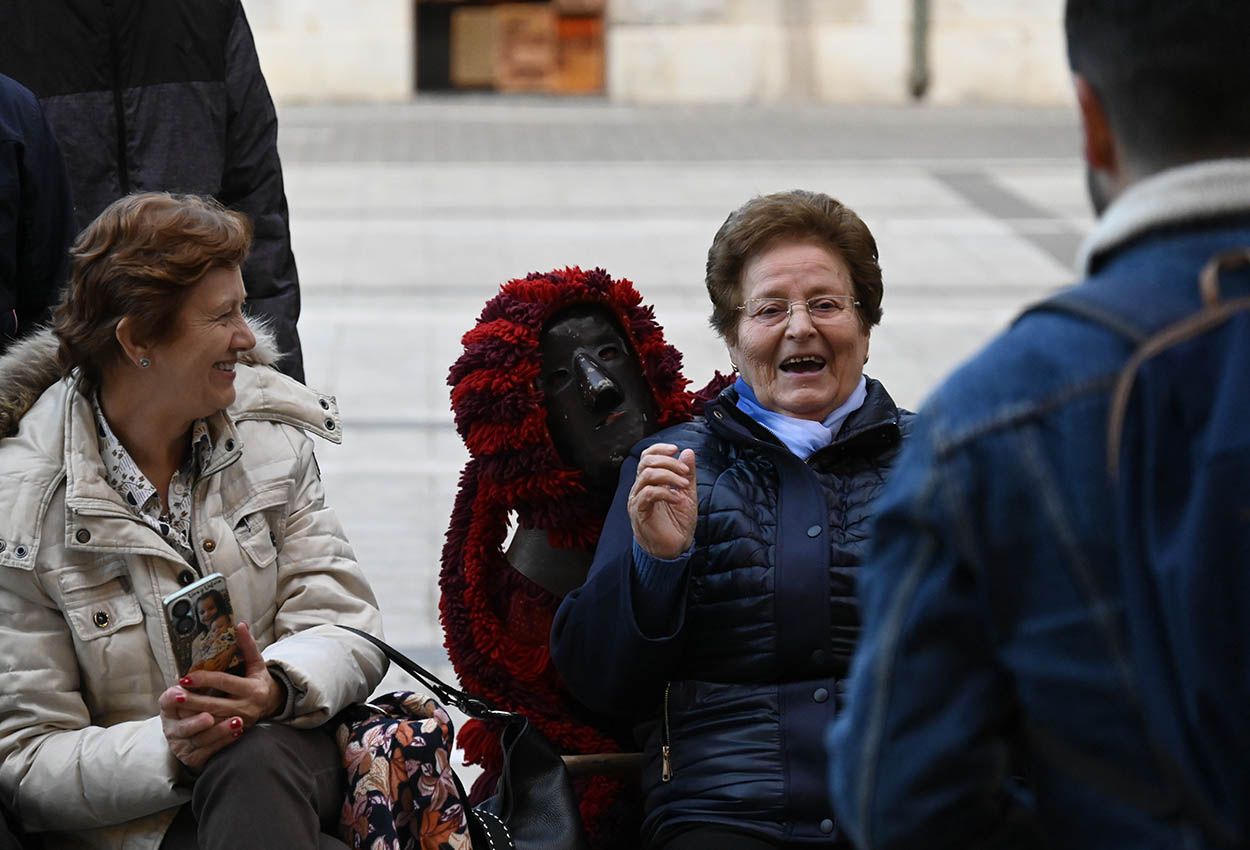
(276, 97, 1091, 694)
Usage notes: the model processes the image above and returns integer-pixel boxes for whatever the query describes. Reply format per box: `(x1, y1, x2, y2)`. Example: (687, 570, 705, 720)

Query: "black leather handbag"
(338, 626, 590, 850)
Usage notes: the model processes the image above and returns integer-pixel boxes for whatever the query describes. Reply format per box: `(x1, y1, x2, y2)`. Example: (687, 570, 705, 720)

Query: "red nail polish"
(174, 694, 186, 704)
(232, 729, 242, 739)
(229, 717, 242, 730)
(179, 677, 192, 687)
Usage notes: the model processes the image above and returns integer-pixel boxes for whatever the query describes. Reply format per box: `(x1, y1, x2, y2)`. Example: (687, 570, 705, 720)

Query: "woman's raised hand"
(628, 443, 698, 560)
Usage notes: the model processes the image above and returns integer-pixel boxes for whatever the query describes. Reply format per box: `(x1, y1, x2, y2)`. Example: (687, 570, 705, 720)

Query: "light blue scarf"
(734, 375, 868, 459)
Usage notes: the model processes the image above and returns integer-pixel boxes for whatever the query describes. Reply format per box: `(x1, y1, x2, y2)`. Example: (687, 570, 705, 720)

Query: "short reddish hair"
(705, 189, 883, 343)
(54, 192, 251, 391)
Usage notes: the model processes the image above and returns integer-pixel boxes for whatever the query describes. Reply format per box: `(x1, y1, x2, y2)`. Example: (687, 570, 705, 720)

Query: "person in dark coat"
(0, 0, 305, 381)
(0, 72, 74, 356)
(551, 189, 913, 850)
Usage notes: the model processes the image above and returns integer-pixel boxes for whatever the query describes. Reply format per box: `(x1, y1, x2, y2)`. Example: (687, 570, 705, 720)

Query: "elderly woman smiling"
(552, 189, 914, 850)
(0, 193, 384, 850)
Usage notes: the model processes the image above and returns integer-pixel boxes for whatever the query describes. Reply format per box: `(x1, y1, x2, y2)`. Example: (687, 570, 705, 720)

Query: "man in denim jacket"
(829, 2, 1250, 848)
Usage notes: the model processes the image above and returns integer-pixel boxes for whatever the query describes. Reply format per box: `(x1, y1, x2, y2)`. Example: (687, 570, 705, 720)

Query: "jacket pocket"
(59, 560, 144, 641)
(233, 512, 279, 569)
(227, 482, 290, 569)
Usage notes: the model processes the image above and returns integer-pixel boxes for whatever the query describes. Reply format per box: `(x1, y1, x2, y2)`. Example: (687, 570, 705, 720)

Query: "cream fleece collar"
(1079, 158, 1250, 274)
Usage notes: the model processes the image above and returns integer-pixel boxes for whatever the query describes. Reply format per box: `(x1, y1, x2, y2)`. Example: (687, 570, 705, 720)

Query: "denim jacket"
(828, 160, 1250, 850)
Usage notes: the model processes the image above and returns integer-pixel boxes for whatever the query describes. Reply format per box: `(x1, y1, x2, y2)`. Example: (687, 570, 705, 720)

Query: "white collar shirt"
(92, 395, 213, 564)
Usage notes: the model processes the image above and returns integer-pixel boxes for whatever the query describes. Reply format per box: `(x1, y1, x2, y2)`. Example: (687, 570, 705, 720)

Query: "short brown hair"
(54, 193, 252, 391)
(705, 189, 883, 343)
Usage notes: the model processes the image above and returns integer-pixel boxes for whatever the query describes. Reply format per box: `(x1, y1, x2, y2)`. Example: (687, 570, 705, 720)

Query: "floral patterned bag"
(336, 691, 471, 850)
(338, 626, 590, 850)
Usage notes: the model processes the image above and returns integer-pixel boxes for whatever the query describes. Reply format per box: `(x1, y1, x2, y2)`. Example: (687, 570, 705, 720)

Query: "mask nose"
(574, 352, 623, 412)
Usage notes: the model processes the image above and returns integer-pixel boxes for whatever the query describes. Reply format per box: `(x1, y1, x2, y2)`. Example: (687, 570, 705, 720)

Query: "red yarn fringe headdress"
(440, 267, 707, 849)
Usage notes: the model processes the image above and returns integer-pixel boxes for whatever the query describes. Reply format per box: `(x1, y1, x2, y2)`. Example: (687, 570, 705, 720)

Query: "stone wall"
(926, 0, 1069, 105)
(606, 0, 1069, 104)
(809, 0, 912, 104)
(249, 0, 1070, 105)
(248, 0, 412, 102)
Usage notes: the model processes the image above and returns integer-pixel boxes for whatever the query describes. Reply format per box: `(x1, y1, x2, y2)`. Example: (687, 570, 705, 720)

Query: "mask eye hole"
(598, 345, 620, 361)
(537, 368, 571, 392)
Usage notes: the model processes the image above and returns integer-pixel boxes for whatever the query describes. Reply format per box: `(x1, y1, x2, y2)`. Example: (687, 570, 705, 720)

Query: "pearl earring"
(139, 357, 151, 368)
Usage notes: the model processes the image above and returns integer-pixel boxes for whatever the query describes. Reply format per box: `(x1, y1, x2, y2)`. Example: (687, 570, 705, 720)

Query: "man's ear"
(115, 317, 151, 368)
(1074, 74, 1117, 173)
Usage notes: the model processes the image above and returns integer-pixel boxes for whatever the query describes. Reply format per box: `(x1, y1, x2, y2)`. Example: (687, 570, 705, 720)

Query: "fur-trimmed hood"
(0, 317, 282, 439)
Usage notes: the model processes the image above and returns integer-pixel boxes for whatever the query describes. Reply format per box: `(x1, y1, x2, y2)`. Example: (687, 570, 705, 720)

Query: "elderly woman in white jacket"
(0, 193, 386, 850)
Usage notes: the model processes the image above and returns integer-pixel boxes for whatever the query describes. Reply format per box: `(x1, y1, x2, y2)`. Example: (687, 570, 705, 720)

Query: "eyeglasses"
(736, 295, 861, 327)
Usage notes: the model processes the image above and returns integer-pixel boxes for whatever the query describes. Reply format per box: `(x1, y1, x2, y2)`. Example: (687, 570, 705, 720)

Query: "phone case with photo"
(162, 573, 245, 678)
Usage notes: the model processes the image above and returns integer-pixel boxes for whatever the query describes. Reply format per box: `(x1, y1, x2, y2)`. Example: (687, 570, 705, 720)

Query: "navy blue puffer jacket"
(552, 378, 913, 847)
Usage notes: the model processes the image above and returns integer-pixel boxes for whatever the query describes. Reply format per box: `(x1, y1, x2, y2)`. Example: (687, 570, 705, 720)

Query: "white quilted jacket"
(0, 328, 386, 850)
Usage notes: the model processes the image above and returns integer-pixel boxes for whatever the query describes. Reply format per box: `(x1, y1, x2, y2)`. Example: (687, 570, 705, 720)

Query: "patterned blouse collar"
(91, 395, 213, 556)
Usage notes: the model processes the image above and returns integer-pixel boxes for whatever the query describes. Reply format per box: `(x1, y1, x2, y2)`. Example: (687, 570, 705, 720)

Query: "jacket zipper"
(185, 446, 240, 574)
(661, 681, 673, 782)
(103, 0, 131, 194)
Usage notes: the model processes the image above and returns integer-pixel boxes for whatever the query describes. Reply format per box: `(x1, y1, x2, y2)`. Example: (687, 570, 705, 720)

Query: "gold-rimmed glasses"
(735, 295, 860, 327)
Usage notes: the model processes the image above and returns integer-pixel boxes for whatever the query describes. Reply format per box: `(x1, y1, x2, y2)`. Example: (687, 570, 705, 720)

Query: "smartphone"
(162, 573, 246, 678)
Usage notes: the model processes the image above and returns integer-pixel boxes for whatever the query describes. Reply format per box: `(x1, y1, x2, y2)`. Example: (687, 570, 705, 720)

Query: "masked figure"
(441, 267, 722, 849)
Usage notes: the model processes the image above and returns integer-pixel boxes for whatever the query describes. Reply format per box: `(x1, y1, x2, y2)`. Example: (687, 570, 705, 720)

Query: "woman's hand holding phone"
(158, 696, 240, 773)
(160, 622, 286, 769)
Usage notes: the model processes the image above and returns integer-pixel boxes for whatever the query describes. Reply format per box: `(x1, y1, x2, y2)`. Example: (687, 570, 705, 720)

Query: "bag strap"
(338, 625, 516, 722)
(1021, 249, 1250, 341)
(1017, 288, 1150, 345)
(1016, 288, 1150, 478)
(1199, 247, 1250, 306)
(1024, 252, 1250, 479)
